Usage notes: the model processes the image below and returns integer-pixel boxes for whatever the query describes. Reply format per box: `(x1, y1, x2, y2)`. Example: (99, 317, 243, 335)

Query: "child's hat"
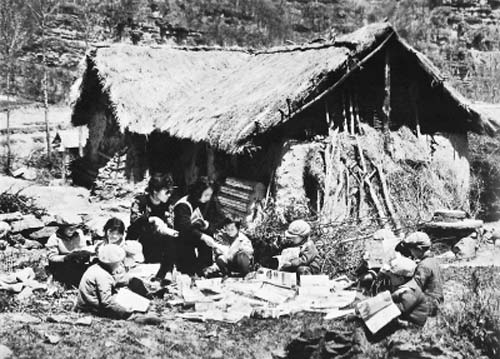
(285, 220, 311, 238)
(55, 213, 82, 226)
(403, 232, 431, 248)
(98, 244, 126, 265)
(382, 255, 417, 277)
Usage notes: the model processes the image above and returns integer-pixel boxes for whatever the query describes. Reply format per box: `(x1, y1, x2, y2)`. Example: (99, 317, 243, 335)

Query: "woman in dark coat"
(159, 177, 222, 276)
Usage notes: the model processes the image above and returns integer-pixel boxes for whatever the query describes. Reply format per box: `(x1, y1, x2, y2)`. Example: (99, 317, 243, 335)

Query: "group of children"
(43, 174, 441, 330)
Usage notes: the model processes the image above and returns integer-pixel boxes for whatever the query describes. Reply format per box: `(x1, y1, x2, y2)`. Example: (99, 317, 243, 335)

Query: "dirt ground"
(0, 245, 497, 359)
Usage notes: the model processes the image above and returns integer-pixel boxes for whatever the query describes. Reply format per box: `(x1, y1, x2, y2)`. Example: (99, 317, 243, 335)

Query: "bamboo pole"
(349, 92, 355, 135)
(383, 48, 391, 132)
(373, 161, 400, 230)
(355, 136, 386, 225)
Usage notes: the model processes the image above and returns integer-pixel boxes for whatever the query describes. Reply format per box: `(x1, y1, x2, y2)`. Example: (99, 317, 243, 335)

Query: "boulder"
(0, 212, 23, 222)
(0, 221, 10, 238)
(9, 215, 44, 233)
(432, 209, 467, 222)
(29, 226, 58, 241)
(0, 344, 12, 359)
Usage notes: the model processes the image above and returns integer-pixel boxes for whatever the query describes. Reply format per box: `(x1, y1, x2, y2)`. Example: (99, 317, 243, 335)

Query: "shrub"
(0, 190, 46, 217)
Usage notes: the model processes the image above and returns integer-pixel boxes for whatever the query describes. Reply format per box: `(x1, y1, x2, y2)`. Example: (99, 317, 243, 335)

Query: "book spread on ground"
(356, 291, 401, 334)
(114, 288, 150, 313)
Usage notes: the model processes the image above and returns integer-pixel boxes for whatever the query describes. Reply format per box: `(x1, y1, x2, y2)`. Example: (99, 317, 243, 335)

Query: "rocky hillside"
(3, 0, 500, 104)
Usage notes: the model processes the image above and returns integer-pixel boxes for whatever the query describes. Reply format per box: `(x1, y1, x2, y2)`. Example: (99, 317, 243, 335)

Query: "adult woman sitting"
(126, 174, 178, 269)
(168, 177, 222, 276)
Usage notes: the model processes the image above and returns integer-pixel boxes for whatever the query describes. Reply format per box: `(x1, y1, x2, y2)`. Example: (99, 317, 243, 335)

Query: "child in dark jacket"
(398, 232, 443, 316)
(279, 220, 320, 275)
(382, 255, 429, 326)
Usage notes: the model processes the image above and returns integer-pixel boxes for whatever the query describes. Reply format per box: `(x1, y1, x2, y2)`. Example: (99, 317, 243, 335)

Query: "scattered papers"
(196, 278, 223, 294)
(127, 263, 161, 280)
(356, 291, 401, 334)
(114, 288, 150, 313)
(253, 282, 296, 304)
(330, 275, 354, 291)
(255, 268, 297, 288)
(299, 275, 330, 297)
(0, 268, 46, 295)
(324, 308, 356, 320)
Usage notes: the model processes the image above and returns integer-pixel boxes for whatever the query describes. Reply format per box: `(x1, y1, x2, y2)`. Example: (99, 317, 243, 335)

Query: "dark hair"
(103, 217, 125, 234)
(187, 177, 214, 202)
(222, 215, 242, 229)
(147, 173, 174, 194)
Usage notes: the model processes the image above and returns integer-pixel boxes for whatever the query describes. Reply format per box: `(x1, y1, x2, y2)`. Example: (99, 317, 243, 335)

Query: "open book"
(114, 288, 150, 313)
(274, 247, 301, 270)
(356, 291, 401, 334)
(191, 208, 206, 227)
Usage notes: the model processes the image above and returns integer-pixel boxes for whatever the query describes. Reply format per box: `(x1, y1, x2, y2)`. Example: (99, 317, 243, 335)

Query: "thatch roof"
(72, 22, 500, 154)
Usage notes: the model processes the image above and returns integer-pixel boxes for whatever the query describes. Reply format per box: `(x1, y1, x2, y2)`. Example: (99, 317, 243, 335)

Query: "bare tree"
(0, 0, 31, 172)
(27, 0, 60, 161)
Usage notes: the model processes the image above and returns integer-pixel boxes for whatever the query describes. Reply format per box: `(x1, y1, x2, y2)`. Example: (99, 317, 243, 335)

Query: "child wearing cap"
(398, 231, 443, 316)
(96, 217, 145, 268)
(381, 255, 429, 326)
(77, 244, 159, 324)
(46, 213, 92, 287)
(214, 216, 254, 276)
(279, 220, 320, 275)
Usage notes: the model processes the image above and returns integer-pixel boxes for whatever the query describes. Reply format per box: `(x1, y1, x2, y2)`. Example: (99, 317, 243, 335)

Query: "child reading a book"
(46, 213, 93, 287)
(214, 216, 254, 276)
(278, 220, 320, 275)
(77, 244, 160, 324)
(381, 255, 429, 326)
(398, 231, 443, 316)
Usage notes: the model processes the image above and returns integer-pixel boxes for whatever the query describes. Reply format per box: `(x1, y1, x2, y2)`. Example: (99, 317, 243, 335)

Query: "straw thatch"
(71, 22, 500, 154)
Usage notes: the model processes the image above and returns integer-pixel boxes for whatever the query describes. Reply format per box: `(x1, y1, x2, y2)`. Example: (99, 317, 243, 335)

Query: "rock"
(0, 212, 23, 222)
(29, 226, 58, 241)
(40, 215, 57, 226)
(44, 332, 62, 345)
(452, 236, 477, 259)
(432, 209, 467, 222)
(7, 313, 41, 324)
(23, 239, 43, 250)
(0, 344, 12, 359)
(75, 316, 92, 326)
(9, 215, 44, 233)
(0, 221, 10, 238)
(209, 349, 224, 359)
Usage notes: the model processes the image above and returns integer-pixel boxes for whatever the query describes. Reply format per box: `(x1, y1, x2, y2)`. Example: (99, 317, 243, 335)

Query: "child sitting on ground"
(77, 244, 160, 324)
(214, 216, 254, 277)
(397, 231, 443, 316)
(381, 255, 429, 326)
(46, 213, 93, 287)
(96, 217, 144, 268)
(278, 220, 320, 275)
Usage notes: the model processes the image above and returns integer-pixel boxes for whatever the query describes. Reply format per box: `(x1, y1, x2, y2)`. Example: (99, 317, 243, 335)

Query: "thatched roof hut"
(71, 22, 499, 157)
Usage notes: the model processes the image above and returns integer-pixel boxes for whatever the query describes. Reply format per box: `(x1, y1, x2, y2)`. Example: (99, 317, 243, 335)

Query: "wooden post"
(62, 151, 67, 182)
(409, 83, 421, 138)
(207, 145, 216, 181)
(78, 126, 84, 157)
(341, 92, 348, 133)
(6, 109, 11, 173)
(349, 92, 356, 135)
(383, 48, 391, 131)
